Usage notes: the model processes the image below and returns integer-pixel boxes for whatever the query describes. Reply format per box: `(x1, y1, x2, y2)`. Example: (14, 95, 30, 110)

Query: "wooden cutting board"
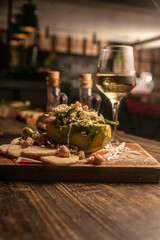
(0, 143, 160, 183)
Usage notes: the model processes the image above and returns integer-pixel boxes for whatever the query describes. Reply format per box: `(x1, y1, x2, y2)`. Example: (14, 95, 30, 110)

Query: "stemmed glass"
(96, 45, 136, 143)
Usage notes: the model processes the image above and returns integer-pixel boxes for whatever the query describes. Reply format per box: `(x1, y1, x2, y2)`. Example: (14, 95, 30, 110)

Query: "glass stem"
(111, 102, 119, 143)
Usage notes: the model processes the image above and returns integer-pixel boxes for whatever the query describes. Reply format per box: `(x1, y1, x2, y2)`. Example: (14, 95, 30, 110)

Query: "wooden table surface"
(0, 118, 160, 240)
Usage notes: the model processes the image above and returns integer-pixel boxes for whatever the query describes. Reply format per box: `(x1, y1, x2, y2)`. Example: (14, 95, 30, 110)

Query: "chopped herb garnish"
(76, 110, 81, 117)
(89, 108, 96, 112)
(65, 107, 76, 117)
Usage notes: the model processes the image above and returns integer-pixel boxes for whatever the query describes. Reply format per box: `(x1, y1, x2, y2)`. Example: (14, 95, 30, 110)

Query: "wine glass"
(96, 45, 136, 143)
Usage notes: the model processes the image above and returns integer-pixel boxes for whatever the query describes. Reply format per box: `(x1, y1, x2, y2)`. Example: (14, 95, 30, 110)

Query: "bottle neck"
(80, 88, 92, 96)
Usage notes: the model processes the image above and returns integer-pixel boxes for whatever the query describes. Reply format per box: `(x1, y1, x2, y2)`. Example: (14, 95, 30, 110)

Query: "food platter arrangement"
(0, 101, 160, 183)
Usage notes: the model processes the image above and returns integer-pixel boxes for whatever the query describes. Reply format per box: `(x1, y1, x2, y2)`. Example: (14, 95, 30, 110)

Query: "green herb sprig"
(105, 119, 119, 125)
(64, 107, 76, 118)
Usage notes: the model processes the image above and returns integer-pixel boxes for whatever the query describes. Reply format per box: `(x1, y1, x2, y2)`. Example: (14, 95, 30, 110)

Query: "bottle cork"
(80, 73, 93, 88)
(47, 71, 60, 87)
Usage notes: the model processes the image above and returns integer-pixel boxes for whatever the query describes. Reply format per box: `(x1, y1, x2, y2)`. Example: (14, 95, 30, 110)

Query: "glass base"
(111, 134, 119, 143)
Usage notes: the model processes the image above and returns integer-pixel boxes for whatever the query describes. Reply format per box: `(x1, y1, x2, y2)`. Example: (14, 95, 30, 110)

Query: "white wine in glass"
(96, 45, 136, 143)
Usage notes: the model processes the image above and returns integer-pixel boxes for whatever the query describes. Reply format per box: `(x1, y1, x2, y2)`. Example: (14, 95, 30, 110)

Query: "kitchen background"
(0, 0, 160, 140)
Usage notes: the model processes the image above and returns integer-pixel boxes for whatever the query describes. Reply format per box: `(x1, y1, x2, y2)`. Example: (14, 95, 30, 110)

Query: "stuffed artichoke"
(46, 102, 112, 153)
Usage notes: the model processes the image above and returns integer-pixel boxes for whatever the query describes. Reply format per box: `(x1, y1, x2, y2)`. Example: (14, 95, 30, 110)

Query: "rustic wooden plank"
(0, 164, 160, 183)
(0, 144, 160, 182)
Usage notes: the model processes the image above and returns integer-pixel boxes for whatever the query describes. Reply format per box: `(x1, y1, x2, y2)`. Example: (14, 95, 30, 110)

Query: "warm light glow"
(20, 26, 36, 33)
(9, 39, 20, 46)
(13, 33, 28, 39)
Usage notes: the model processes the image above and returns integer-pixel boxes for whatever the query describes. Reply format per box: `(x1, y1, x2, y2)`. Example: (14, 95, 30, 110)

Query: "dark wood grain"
(0, 118, 26, 135)
(0, 119, 160, 240)
(1, 181, 160, 240)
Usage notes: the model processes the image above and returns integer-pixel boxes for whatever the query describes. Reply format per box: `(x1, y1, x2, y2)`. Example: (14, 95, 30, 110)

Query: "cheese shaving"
(99, 142, 140, 161)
